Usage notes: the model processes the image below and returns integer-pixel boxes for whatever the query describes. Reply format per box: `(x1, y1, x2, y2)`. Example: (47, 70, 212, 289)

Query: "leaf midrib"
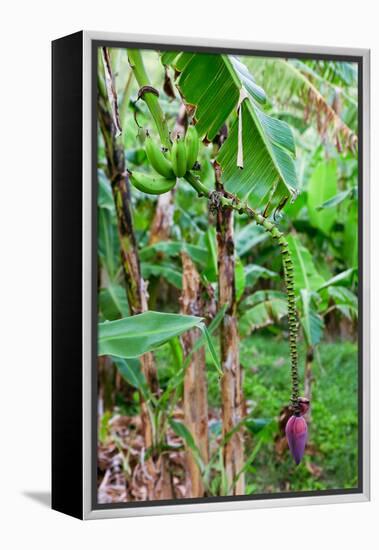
(222, 54, 291, 194)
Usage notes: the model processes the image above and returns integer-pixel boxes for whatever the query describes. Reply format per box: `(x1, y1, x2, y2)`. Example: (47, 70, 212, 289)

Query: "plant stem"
(127, 49, 171, 149)
(180, 251, 209, 497)
(184, 171, 210, 197)
(214, 163, 244, 495)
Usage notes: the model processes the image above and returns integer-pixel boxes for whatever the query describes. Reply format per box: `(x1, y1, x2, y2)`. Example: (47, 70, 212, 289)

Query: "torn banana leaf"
(162, 52, 298, 216)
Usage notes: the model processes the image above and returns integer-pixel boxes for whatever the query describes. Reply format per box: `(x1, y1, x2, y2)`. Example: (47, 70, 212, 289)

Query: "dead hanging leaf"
(137, 85, 160, 100)
(101, 47, 122, 137)
(163, 66, 176, 100)
(212, 124, 228, 148)
(306, 86, 357, 153)
(172, 104, 188, 140)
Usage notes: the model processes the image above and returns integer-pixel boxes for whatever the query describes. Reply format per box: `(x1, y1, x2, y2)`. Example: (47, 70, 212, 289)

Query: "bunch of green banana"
(145, 134, 175, 178)
(170, 126, 200, 177)
(185, 125, 199, 171)
(128, 170, 176, 195)
(141, 126, 200, 185)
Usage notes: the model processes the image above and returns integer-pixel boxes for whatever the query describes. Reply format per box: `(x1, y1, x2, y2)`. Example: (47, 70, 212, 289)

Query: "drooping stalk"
(127, 49, 171, 150)
(255, 215, 300, 411)
(208, 188, 301, 413)
(180, 251, 209, 497)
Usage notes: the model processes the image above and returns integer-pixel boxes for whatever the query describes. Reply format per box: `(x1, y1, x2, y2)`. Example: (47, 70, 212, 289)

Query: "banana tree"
(126, 48, 306, 483)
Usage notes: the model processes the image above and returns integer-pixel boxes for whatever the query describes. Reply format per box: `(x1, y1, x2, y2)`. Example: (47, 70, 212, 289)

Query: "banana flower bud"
(285, 415, 308, 465)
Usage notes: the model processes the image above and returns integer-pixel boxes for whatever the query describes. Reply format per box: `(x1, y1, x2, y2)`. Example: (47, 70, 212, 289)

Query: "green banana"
(171, 137, 187, 178)
(128, 170, 176, 195)
(145, 135, 174, 178)
(185, 125, 199, 170)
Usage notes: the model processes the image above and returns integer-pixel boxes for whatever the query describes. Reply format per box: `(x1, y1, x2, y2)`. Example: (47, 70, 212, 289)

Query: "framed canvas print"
(52, 31, 370, 520)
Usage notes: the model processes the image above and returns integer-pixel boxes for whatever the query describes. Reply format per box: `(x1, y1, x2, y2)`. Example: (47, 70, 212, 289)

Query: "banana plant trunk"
(147, 190, 176, 310)
(148, 191, 175, 245)
(98, 102, 172, 500)
(180, 251, 209, 497)
(215, 167, 244, 496)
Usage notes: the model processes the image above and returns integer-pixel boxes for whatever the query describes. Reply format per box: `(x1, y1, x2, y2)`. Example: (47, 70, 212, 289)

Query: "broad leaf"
(286, 234, 324, 294)
(98, 171, 114, 210)
(235, 258, 246, 301)
(316, 188, 354, 210)
(163, 53, 298, 215)
(98, 311, 203, 358)
(328, 286, 358, 320)
(235, 222, 268, 257)
(139, 241, 208, 266)
(343, 203, 358, 269)
(300, 289, 324, 346)
(113, 356, 151, 400)
(244, 264, 278, 288)
(141, 261, 182, 289)
(99, 283, 129, 321)
(239, 290, 288, 335)
(319, 268, 354, 290)
(98, 204, 119, 281)
(203, 227, 218, 282)
(218, 98, 298, 216)
(307, 159, 338, 233)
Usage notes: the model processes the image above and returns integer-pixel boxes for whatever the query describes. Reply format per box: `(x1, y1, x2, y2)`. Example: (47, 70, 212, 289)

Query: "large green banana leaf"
(286, 235, 325, 346)
(300, 289, 324, 347)
(307, 159, 338, 234)
(98, 311, 203, 358)
(162, 52, 298, 216)
(286, 234, 324, 294)
(239, 290, 288, 335)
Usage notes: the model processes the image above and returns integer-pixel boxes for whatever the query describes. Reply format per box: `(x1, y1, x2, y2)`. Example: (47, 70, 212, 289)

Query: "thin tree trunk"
(180, 251, 209, 497)
(215, 164, 244, 496)
(98, 100, 172, 500)
(98, 355, 116, 415)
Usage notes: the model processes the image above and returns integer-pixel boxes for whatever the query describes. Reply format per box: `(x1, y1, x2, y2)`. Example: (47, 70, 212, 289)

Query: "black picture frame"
(52, 31, 370, 520)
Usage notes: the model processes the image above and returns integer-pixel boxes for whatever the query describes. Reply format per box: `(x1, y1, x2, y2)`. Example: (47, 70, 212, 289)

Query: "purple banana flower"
(285, 414, 308, 465)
